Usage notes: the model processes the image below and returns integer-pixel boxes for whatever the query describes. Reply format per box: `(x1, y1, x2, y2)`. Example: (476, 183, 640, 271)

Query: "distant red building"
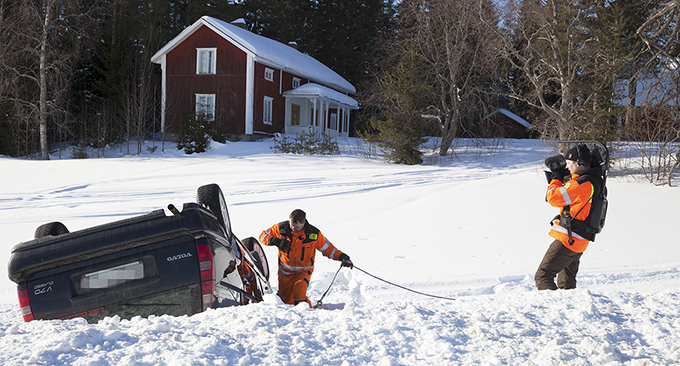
(482, 109, 533, 139)
(151, 16, 357, 139)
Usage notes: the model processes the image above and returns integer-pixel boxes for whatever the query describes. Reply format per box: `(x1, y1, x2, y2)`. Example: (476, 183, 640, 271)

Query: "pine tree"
(306, 0, 396, 88)
(364, 52, 430, 165)
(242, 0, 395, 89)
(0, 0, 101, 159)
(588, 0, 658, 139)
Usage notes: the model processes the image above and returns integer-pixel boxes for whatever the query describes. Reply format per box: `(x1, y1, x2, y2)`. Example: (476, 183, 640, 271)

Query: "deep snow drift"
(0, 138, 678, 365)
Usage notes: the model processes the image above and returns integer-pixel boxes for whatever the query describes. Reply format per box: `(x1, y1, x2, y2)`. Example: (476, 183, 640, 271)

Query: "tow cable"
(314, 264, 456, 309)
(314, 266, 343, 309)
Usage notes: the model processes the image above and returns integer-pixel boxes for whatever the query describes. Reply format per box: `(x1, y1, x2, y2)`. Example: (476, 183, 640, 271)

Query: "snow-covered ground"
(0, 138, 678, 365)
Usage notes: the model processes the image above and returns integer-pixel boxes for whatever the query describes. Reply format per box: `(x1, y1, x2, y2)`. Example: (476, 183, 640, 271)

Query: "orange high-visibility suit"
(260, 221, 345, 307)
(224, 259, 261, 303)
(536, 171, 599, 290)
(546, 173, 596, 253)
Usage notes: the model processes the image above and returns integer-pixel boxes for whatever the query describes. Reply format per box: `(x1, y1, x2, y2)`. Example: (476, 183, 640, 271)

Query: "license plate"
(80, 261, 144, 289)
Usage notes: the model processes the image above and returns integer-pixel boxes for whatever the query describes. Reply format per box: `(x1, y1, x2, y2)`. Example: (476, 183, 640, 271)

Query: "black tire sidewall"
(34, 222, 69, 238)
(196, 184, 232, 240)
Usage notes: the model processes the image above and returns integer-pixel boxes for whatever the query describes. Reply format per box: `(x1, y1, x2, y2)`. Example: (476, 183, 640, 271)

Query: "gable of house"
(162, 25, 248, 135)
(483, 109, 532, 139)
(151, 16, 357, 139)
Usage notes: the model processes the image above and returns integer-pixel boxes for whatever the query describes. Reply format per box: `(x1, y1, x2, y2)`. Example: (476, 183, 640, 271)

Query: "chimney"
(231, 18, 246, 29)
(288, 41, 298, 50)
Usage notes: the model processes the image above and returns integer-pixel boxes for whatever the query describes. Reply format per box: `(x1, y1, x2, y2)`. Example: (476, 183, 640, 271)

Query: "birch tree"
(367, 0, 501, 157)
(636, 0, 680, 62)
(0, 0, 99, 159)
(494, 0, 604, 140)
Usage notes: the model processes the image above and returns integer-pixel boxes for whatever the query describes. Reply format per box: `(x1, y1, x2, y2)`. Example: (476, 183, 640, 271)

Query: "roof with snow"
(151, 16, 355, 95)
(283, 83, 358, 109)
(484, 108, 532, 130)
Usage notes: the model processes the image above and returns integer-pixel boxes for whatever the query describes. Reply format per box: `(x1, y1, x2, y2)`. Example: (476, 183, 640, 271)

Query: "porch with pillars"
(282, 83, 357, 138)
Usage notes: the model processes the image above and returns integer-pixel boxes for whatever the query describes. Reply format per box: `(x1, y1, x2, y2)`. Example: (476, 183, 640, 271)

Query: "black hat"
(564, 144, 591, 166)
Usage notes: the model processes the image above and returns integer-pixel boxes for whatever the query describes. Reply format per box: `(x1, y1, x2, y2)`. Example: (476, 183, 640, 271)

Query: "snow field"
(0, 138, 679, 365)
(1, 283, 678, 365)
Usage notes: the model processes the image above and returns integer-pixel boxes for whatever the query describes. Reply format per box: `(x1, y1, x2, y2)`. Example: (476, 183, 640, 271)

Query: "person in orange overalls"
(260, 209, 353, 307)
(223, 259, 261, 303)
(535, 144, 603, 290)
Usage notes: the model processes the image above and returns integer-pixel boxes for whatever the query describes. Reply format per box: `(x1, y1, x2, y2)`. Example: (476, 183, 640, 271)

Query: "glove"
(552, 167, 571, 182)
(338, 253, 353, 269)
(268, 237, 291, 252)
(544, 154, 566, 171)
(544, 170, 554, 184)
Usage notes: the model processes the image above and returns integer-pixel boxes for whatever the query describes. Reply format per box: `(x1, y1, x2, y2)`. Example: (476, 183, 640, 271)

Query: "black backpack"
(564, 148, 608, 242)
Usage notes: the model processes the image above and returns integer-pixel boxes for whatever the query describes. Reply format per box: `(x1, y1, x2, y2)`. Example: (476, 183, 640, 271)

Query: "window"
(196, 48, 216, 74)
(264, 68, 274, 81)
(196, 94, 216, 121)
(263, 96, 273, 125)
(291, 104, 300, 126)
(292, 78, 300, 89)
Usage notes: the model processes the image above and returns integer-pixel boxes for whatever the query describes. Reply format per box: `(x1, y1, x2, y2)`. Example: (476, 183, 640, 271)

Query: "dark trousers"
(535, 240, 583, 290)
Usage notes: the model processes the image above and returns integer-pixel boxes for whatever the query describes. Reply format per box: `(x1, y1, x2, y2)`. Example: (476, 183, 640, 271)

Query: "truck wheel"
(242, 237, 269, 280)
(197, 184, 232, 240)
(34, 222, 69, 238)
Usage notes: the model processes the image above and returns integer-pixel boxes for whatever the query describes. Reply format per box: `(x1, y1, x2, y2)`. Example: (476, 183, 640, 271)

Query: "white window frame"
(292, 77, 301, 89)
(263, 96, 273, 125)
(264, 68, 274, 82)
(196, 48, 217, 74)
(195, 94, 216, 121)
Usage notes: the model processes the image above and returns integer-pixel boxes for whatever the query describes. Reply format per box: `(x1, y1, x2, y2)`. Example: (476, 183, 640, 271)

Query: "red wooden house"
(482, 109, 533, 139)
(151, 16, 358, 140)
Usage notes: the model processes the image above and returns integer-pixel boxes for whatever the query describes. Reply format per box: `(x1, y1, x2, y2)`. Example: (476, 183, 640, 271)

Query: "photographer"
(535, 144, 603, 290)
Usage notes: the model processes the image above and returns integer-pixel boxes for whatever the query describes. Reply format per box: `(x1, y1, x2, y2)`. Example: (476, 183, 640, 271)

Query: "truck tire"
(242, 237, 269, 280)
(197, 184, 232, 240)
(34, 222, 69, 238)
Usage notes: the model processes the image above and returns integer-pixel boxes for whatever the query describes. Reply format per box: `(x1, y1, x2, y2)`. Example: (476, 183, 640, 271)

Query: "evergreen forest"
(1, 0, 679, 169)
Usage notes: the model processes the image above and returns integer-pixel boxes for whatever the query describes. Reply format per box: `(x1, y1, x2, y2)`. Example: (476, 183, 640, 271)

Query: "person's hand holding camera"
(544, 154, 570, 183)
(551, 168, 571, 182)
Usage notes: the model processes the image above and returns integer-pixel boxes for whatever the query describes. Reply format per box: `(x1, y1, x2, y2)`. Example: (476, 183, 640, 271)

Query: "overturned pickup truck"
(7, 184, 271, 323)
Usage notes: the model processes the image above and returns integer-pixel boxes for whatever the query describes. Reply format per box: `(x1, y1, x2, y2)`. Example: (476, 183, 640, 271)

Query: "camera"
(545, 154, 566, 171)
(544, 154, 569, 183)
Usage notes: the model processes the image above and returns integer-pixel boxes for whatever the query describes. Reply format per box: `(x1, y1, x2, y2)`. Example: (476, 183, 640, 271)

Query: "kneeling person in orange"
(260, 209, 353, 307)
